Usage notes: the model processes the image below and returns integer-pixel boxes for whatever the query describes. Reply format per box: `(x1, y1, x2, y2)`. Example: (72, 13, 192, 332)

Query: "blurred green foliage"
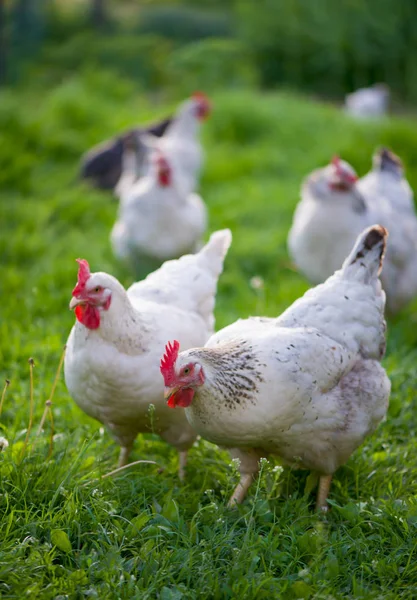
(167, 39, 258, 94)
(40, 33, 173, 89)
(137, 5, 233, 41)
(237, 0, 417, 101)
(4, 0, 417, 103)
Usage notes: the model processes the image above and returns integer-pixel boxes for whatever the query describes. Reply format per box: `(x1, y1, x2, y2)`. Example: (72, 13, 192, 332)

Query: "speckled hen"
(162, 225, 391, 509)
(64, 229, 232, 476)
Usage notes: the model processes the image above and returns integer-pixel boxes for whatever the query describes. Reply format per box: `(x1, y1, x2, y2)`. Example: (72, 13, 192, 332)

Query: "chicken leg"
(178, 450, 188, 481)
(118, 444, 133, 468)
(228, 474, 255, 507)
(316, 474, 332, 512)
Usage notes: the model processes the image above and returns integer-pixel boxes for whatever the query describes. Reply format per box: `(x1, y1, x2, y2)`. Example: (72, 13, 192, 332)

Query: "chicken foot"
(316, 474, 332, 512)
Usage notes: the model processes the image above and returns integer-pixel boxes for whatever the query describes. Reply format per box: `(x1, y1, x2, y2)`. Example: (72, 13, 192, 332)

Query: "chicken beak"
(69, 296, 84, 310)
(164, 386, 178, 400)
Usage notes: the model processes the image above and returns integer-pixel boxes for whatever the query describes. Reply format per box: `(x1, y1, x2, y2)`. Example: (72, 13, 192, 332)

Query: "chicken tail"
(191, 229, 232, 331)
(341, 225, 388, 283)
(115, 133, 147, 200)
(198, 229, 232, 277)
(126, 229, 232, 335)
(373, 147, 403, 175)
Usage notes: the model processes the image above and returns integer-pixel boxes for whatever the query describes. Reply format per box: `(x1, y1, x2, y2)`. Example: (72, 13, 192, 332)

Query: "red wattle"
(158, 171, 171, 187)
(167, 388, 195, 408)
(75, 304, 101, 330)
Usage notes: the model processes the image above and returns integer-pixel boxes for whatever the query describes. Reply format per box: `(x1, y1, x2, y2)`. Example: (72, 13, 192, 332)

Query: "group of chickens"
(81, 92, 211, 275)
(65, 92, 417, 511)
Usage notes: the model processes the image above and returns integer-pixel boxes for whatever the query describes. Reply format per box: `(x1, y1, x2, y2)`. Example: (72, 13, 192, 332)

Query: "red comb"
(331, 155, 357, 183)
(72, 258, 91, 296)
(192, 91, 209, 102)
(160, 340, 180, 386)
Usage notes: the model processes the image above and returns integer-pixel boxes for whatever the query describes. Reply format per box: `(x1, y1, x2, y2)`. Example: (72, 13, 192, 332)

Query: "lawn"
(1, 71, 417, 598)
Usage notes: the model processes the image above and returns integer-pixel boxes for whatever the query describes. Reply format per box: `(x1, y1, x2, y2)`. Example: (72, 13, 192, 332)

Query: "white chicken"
(358, 147, 414, 214)
(288, 156, 370, 284)
(162, 225, 391, 510)
(140, 92, 211, 197)
(345, 84, 390, 119)
(357, 148, 417, 313)
(64, 229, 232, 476)
(111, 145, 208, 275)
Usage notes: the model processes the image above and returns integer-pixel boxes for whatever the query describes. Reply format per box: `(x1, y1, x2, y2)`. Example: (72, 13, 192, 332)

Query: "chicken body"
(344, 84, 389, 119)
(163, 226, 391, 508)
(111, 149, 207, 275)
(65, 229, 231, 471)
(288, 158, 370, 283)
(357, 149, 417, 313)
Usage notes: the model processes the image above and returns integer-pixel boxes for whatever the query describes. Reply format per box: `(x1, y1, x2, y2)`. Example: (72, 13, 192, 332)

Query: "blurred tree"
(0, 0, 5, 84)
(90, 0, 108, 29)
(11, 0, 45, 57)
(236, 0, 417, 102)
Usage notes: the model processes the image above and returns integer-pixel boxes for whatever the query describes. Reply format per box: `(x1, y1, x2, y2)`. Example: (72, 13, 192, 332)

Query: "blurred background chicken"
(358, 147, 414, 214)
(78, 91, 210, 196)
(358, 148, 417, 312)
(79, 116, 172, 191)
(289, 149, 417, 314)
(162, 225, 391, 510)
(65, 229, 232, 475)
(112, 131, 144, 201)
(288, 156, 369, 283)
(140, 92, 211, 198)
(345, 83, 390, 119)
(111, 137, 208, 275)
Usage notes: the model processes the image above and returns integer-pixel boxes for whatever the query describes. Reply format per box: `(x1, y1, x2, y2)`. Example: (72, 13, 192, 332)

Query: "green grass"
(1, 71, 417, 598)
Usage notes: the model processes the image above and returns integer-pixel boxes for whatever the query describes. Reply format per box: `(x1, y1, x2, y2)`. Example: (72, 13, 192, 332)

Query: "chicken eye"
(94, 286, 102, 293)
(183, 367, 190, 375)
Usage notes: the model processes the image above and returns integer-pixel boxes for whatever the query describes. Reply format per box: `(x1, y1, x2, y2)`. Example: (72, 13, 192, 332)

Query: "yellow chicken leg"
(316, 474, 332, 512)
(178, 450, 188, 481)
(228, 474, 254, 507)
(118, 444, 132, 468)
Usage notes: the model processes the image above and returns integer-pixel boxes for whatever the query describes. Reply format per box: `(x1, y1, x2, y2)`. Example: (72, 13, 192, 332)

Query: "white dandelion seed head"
(250, 276, 264, 290)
